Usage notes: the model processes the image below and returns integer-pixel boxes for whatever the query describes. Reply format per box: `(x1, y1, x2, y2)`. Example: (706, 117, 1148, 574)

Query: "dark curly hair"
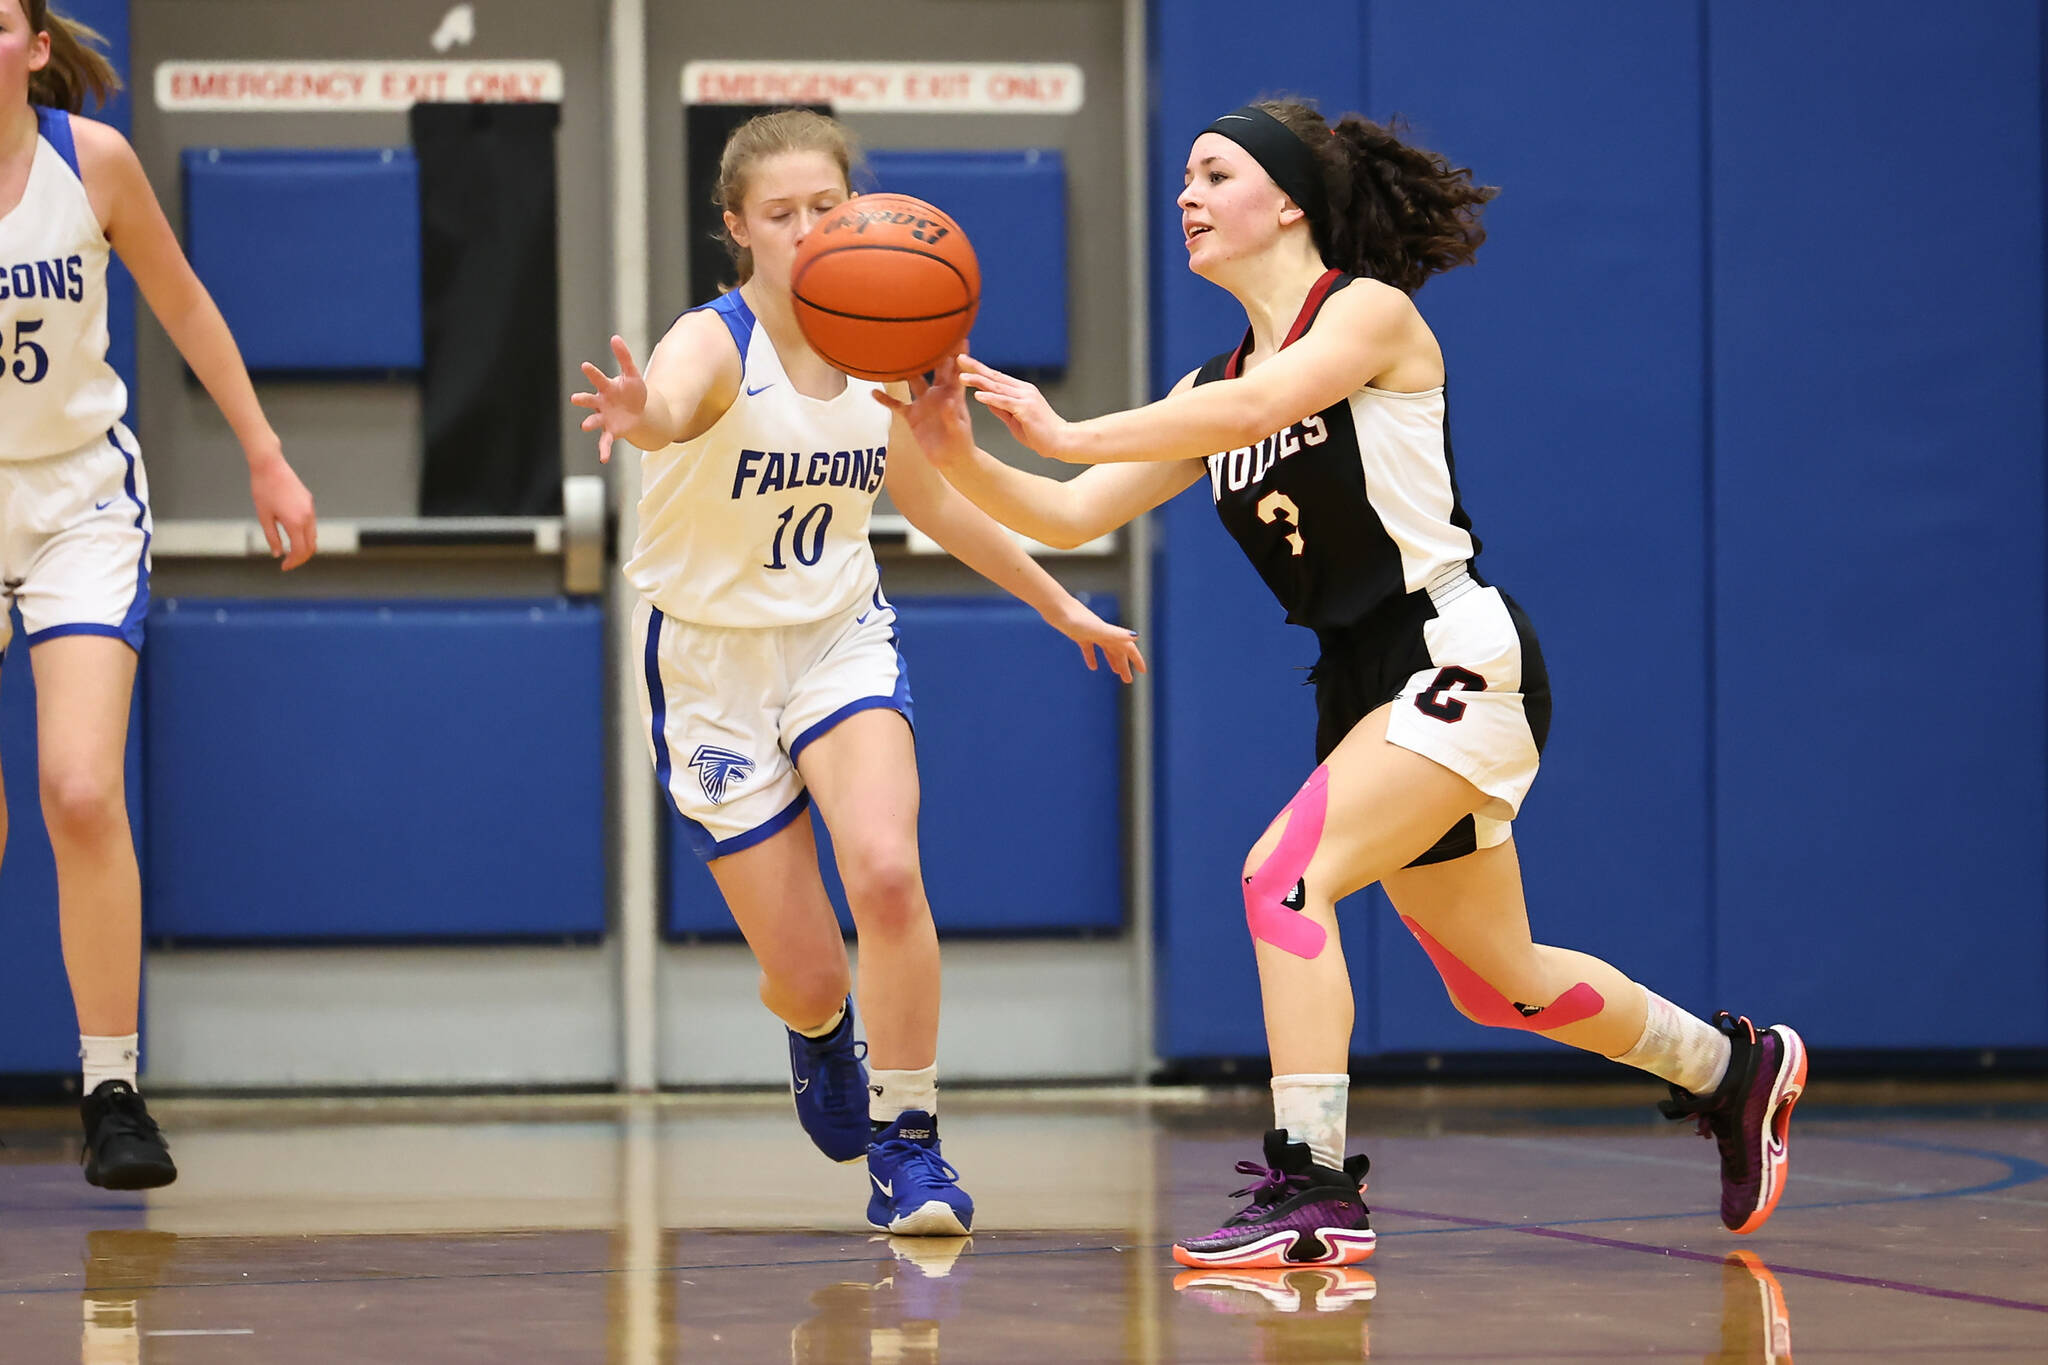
(1254, 98, 1495, 294)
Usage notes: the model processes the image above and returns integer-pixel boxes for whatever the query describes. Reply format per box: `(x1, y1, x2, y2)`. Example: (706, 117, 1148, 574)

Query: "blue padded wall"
(67, 0, 132, 413)
(144, 600, 604, 941)
(181, 149, 422, 372)
(0, 616, 144, 1075)
(1149, 0, 2048, 1061)
(666, 596, 1124, 937)
(1361, 2, 1712, 1054)
(1707, 0, 2048, 1047)
(1149, 0, 1371, 1060)
(867, 150, 1069, 374)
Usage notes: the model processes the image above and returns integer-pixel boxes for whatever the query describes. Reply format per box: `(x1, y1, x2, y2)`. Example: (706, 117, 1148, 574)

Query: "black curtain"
(412, 102, 563, 516)
(685, 103, 831, 304)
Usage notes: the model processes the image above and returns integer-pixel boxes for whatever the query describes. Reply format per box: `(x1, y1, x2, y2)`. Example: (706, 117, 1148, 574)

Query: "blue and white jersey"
(625, 290, 890, 627)
(0, 107, 126, 460)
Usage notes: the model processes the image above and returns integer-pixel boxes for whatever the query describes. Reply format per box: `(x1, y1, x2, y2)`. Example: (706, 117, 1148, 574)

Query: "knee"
(39, 769, 126, 847)
(760, 967, 847, 1026)
(838, 843, 926, 937)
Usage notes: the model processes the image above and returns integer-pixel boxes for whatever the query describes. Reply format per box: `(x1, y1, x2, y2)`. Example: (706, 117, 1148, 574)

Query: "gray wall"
(125, 0, 1143, 1088)
(647, 0, 1132, 489)
(129, 0, 614, 522)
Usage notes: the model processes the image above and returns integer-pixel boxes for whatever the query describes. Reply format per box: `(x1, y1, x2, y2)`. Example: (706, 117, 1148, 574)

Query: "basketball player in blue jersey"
(0, 2, 317, 1188)
(889, 99, 1806, 1265)
(573, 109, 1142, 1236)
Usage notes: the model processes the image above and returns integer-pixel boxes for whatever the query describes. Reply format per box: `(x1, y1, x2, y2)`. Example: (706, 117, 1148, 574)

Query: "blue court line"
(1377, 1132, 2047, 1237)
(4, 1136, 2041, 1301)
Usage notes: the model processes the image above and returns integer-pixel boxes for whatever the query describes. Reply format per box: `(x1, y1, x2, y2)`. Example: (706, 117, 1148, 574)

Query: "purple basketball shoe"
(1659, 1012, 1808, 1234)
(1173, 1130, 1375, 1269)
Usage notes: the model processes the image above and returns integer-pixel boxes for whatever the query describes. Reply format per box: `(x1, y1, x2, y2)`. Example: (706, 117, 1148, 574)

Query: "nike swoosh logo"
(1215, 114, 1254, 123)
(854, 611, 873, 625)
(795, 1078, 810, 1094)
(94, 499, 115, 510)
(872, 1175, 893, 1198)
(746, 383, 775, 396)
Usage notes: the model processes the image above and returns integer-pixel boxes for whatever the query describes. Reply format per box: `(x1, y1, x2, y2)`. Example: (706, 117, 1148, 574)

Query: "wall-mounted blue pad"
(666, 594, 1123, 937)
(866, 149, 1068, 375)
(181, 148, 422, 372)
(143, 599, 604, 941)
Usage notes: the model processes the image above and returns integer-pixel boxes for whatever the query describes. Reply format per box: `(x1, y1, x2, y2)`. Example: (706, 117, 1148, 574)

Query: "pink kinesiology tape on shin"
(1242, 766, 1330, 959)
(1399, 916, 1604, 1030)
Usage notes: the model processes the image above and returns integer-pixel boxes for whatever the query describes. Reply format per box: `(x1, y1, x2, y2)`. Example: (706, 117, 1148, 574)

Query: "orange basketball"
(791, 193, 980, 382)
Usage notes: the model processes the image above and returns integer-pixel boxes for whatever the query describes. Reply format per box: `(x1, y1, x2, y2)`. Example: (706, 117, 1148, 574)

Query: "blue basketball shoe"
(866, 1110, 974, 1236)
(786, 998, 871, 1163)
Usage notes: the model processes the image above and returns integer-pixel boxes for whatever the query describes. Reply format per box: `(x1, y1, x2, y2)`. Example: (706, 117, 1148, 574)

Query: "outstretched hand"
(956, 355, 1076, 461)
(1047, 598, 1147, 684)
(871, 352, 975, 467)
(570, 335, 649, 465)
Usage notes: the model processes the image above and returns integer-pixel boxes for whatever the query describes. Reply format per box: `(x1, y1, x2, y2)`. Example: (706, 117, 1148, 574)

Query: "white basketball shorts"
(0, 423, 152, 659)
(634, 585, 913, 860)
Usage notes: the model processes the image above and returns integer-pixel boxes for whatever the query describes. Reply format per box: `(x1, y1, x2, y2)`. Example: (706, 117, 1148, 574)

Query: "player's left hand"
(247, 449, 318, 570)
(957, 355, 1079, 461)
(872, 353, 974, 467)
(1046, 598, 1146, 684)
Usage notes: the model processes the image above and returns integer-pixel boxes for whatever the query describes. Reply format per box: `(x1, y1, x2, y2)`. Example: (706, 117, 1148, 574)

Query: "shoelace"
(1226, 1160, 1307, 1216)
(815, 1038, 867, 1109)
(86, 1092, 166, 1153)
(870, 1138, 959, 1189)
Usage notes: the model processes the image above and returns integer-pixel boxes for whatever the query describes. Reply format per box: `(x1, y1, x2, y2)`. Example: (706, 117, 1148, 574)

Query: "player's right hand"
(571, 335, 649, 465)
(873, 352, 974, 467)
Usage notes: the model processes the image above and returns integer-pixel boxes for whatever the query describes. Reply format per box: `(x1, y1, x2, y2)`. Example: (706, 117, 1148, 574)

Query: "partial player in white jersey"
(0, 3, 317, 1188)
(891, 97, 1807, 1266)
(573, 110, 1142, 1237)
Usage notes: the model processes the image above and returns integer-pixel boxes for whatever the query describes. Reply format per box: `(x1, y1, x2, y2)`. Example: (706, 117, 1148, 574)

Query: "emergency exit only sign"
(682, 61, 1083, 114)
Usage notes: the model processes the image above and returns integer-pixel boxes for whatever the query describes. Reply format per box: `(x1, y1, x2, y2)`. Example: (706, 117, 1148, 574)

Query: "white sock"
(795, 1002, 847, 1039)
(1271, 1073, 1349, 1171)
(868, 1064, 938, 1124)
(1613, 990, 1730, 1096)
(80, 1034, 139, 1094)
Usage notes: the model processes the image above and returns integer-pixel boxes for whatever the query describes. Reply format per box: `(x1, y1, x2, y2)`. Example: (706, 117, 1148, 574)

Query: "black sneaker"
(80, 1081, 178, 1190)
(1658, 1013, 1806, 1234)
(1172, 1130, 1375, 1268)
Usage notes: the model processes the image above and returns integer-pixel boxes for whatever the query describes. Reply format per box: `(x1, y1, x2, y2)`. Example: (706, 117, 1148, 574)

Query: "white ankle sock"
(868, 1064, 938, 1124)
(80, 1034, 139, 1094)
(1613, 990, 1730, 1095)
(795, 1002, 847, 1040)
(1271, 1073, 1349, 1171)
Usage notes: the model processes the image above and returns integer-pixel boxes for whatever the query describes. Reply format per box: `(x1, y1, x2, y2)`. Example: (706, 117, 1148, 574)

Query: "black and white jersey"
(1196, 269, 1479, 630)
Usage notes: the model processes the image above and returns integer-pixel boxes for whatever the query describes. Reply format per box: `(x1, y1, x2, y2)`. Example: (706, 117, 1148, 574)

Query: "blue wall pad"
(0, 613, 143, 1074)
(1148, 0, 1372, 1061)
(666, 595, 1123, 937)
(866, 150, 1068, 374)
(1361, 1, 1712, 1056)
(181, 148, 422, 372)
(144, 600, 604, 941)
(67, 0, 134, 414)
(1707, 0, 2048, 1048)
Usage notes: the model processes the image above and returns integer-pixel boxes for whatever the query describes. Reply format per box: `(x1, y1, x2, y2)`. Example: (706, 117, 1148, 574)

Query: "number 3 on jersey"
(765, 501, 833, 570)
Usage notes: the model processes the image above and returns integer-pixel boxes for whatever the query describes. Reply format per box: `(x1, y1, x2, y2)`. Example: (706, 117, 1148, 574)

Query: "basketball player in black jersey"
(882, 99, 1807, 1268)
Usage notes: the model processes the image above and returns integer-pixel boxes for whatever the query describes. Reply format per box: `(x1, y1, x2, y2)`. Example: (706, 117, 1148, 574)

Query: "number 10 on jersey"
(765, 502, 833, 569)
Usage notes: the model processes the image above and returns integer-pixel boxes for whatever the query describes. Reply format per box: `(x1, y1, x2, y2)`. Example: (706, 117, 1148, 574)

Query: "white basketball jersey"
(625, 290, 889, 627)
(0, 107, 126, 460)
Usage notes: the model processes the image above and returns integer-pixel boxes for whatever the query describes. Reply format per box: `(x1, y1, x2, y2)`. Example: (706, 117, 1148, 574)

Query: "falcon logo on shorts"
(689, 745, 755, 804)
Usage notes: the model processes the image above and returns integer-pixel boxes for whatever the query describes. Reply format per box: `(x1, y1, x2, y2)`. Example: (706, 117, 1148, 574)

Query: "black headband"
(1200, 105, 1328, 239)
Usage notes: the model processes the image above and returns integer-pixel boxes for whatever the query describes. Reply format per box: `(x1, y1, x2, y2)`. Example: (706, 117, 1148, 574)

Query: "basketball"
(790, 193, 980, 382)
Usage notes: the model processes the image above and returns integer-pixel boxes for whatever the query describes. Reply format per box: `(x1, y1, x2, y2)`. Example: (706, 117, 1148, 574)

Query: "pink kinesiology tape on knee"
(1242, 766, 1330, 959)
(1399, 916, 1604, 1031)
